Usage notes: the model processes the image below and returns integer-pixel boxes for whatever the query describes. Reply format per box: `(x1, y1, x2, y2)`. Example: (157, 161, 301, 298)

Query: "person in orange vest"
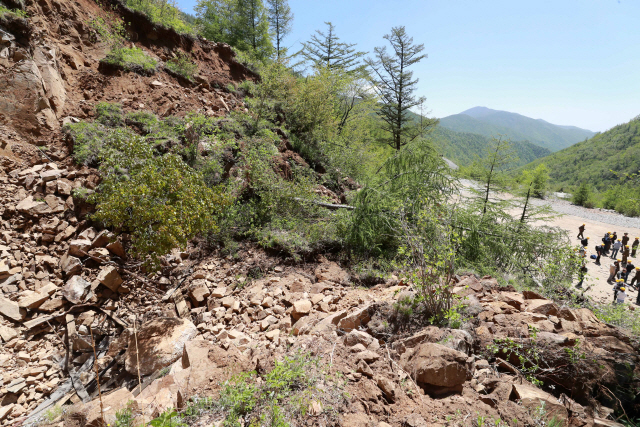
(577, 224, 585, 239)
(632, 237, 639, 257)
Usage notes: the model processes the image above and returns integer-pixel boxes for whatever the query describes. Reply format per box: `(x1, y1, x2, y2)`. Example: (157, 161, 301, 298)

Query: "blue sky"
(177, 0, 639, 132)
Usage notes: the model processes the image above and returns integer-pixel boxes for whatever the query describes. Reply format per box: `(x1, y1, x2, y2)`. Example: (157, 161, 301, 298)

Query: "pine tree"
(266, 0, 293, 59)
(196, 0, 272, 58)
(299, 22, 366, 73)
(366, 26, 436, 151)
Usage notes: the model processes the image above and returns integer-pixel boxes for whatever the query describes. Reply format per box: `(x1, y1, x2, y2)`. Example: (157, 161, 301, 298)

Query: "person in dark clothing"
(595, 244, 604, 265)
(576, 264, 588, 288)
(578, 224, 585, 239)
(622, 245, 630, 264)
(630, 267, 640, 290)
(612, 232, 618, 244)
(604, 234, 612, 254)
(632, 238, 639, 257)
(625, 262, 635, 283)
(580, 237, 589, 247)
(622, 233, 630, 247)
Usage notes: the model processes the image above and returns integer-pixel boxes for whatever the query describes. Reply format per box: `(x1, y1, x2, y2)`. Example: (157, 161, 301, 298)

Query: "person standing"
(622, 232, 630, 247)
(632, 237, 639, 257)
(616, 286, 627, 304)
(613, 279, 624, 302)
(611, 240, 622, 259)
(622, 245, 630, 264)
(624, 261, 635, 283)
(578, 224, 586, 239)
(604, 234, 612, 255)
(608, 261, 619, 283)
(630, 267, 640, 290)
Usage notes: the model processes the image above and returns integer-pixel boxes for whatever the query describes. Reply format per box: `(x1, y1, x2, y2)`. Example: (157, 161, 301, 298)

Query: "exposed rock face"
(401, 343, 472, 393)
(124, 318, 198, 376)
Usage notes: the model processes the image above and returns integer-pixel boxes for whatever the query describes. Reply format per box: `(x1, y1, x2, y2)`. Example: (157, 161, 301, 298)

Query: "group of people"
(576, 224, 640, 305)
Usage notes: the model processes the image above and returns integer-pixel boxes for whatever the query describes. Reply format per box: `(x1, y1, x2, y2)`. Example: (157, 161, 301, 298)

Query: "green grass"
(101, 46, 158, 75)
(123, 0, 196, 35)
(165, 53, 198, 81)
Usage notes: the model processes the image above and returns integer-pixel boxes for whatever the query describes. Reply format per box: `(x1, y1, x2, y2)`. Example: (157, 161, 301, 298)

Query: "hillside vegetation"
(440, 106, 595, 152)
(521, 115, 640, 216)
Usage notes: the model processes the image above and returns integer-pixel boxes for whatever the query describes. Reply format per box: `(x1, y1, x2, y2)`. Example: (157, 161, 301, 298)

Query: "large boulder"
(124, 318, 198, 376)
(511, 383, 568, 423)
(84, 387, 135, 427)
(400, 343, 472, 394)
(314, 261, 349, 284)
(62, 276, 91, 304)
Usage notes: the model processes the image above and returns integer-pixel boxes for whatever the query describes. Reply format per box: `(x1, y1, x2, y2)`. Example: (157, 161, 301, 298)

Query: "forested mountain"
(406, 111, 551, 166)
(520, 115, 640, 190)
(430, 126, 551, 167)
(439, 106, 596, 152)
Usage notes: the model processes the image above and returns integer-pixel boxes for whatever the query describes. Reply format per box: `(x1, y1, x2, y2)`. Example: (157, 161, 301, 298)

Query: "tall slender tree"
(299, 22, 366, 73)
(366, 26, 436, 151)
(196, 0, 272, 58)
(266, 0, 293, 59)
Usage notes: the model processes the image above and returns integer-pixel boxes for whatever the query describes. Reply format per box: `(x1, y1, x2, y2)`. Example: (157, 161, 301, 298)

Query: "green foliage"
(42, 405, 63, 423)
(114, 402, 135, 427)
(196, 0, 273, 59)
(101, 47, 158, 75)
(266, 0, 292, 59)
(123, 0, 196, 34)
(125, 110, 159, 134)
(89, 134, 229, 267)
(592, 303, 640, 336)
(519, 115, 640, 192)
(0, 4, 28, 18)
(572, 182, 594, 207)
(65, 121, 135, 166)
(86, 15, 126, 46)
(298, 21, 365, 73)
(519, 163, 549, 199)
(165, 52, 198, 80)
(488, 325, 544, 386)
(149, 409, 186, 427)
(95, 102, 124, 127)
(216, 352, 343, 427)
(366, 26, 437, 151)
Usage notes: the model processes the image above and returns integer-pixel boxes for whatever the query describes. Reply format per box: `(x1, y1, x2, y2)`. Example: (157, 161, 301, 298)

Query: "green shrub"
(123, 0, 195, 35)
(101, 47, 158, 75)
(125, 110, 158, 134)
(95, 102, 124, 127)
(90, 134, 229, 268)
(65, 121, 134, 166)
(166, 52, 198, 81)
(572, 182, 593, 207)
(86, 15, 126, 45)
(0, 5, 28, 18)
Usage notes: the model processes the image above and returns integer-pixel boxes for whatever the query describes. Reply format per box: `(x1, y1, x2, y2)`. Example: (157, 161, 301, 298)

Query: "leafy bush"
(572, 182, 593, 207)
(166, 52, 198, 81)
(125, 110, 159, 134)
(90, 134, 229, 267)
(123, 0, 195, 35)
(101, 47, 158, 75)
(95, 102, 124, 127)
(0, 4, 28, 18)
(65, 121, 135, 166)
(86, 15, 126, 46)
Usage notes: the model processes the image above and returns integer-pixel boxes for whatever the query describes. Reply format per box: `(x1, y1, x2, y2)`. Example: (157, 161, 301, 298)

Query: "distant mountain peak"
(439, 107, 596, 152)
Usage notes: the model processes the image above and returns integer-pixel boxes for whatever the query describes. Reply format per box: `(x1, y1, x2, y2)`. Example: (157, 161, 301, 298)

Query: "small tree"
(266, 0, 293, 59)
(573, 182, 592, 207)
(366, 26, 437, 151)
(470, 136, 515, 216)
(299, 22, 366, 73)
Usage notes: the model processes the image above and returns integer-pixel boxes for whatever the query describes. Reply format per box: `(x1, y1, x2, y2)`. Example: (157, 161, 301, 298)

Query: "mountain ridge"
(440, 106, 596, 152)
